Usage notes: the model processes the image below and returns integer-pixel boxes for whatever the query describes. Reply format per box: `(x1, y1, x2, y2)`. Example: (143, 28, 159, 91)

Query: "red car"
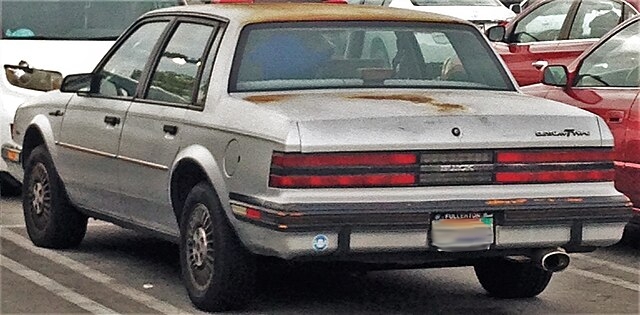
(487, 0, 639, 86)
(522, 15, 639, 238)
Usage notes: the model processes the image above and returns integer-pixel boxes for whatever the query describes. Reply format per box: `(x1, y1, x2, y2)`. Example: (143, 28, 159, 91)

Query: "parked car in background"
(351, 0, 516, 31)
(4, 2, 632, 311)
(0, 0, 185, 195)
(521, 15, 639, 243)
(486, 0, 638, 86)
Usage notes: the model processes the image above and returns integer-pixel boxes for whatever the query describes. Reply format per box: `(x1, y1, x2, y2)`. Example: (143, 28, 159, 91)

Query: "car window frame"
(507, 0, 581, 44)
(85, 16, 175, 101)
(137, 16, 226, 111)
(571, 17, 640, 88)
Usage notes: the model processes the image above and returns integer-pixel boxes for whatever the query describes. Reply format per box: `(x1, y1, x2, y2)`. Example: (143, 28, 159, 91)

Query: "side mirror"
(486, 25, 506, 42)
(4, 64, 63, 92)
(60, 73, 95, 93)
(509, 3, 522, 14)
(542, 65, 568, 87)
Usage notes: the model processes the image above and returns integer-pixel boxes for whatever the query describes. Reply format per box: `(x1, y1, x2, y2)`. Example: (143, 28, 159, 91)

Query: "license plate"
(431, 212, 494, 251)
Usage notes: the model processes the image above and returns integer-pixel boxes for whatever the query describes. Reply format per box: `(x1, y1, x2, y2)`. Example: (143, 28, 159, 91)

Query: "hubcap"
(185, 204, 214, 290)
(28, 163, 51, 229)
(32, 182, 45, 215)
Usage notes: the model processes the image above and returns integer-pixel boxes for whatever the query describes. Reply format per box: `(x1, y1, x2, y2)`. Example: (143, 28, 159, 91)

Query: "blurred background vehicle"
(486, 0, 638, 86)
(521, 15, 639, 244)
(349, 0, 516, 32)
(0, 0, 185, 195)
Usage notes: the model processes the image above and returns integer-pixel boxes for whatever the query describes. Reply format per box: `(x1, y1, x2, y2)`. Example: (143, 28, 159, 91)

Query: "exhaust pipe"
(532, 247, 570, 272)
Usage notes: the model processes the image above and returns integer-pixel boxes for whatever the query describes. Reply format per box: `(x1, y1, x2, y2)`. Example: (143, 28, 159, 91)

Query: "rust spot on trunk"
(244, 94, 293, 103)
(348, 94, 466, 112)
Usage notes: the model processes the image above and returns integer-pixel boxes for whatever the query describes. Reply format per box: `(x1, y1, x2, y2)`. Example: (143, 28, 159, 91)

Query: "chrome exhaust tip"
(533, 247, 570, 273)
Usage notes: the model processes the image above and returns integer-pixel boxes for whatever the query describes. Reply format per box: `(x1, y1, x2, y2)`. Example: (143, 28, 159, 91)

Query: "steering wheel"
(515, 31, 540, 42)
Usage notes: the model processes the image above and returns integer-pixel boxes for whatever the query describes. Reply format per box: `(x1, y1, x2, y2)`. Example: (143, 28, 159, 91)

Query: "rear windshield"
(230, 22, 514, 92)
(1, 0, 181, 40)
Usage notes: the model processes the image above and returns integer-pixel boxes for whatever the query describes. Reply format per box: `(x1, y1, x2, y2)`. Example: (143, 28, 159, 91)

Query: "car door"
(544, 19, 639, 198)
(499, 0, 636, 86)
(57, 21, 170, 215)
(117, 19, 222, 234)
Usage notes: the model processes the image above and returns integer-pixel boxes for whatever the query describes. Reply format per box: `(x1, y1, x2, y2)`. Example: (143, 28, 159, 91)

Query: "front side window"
(1, 0, 180, 40)
(512, 0, 573, 43)
(146, 22, 217, 105)
(231, 22, 513, 92)
(576, 19, 640, 87)
(95, 22, 168, 98)
(569, 0, 623, 40)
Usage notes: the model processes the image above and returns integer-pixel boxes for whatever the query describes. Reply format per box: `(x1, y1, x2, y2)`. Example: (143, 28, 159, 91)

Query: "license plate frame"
(430, 212, 495, 251)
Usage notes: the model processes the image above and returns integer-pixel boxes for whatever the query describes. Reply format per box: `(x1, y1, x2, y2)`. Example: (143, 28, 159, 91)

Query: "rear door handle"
(104, 116, 121, 126)
(606, 110, 624, 123)
(532, 60, 548, 70)
(163, 124, 178, 135)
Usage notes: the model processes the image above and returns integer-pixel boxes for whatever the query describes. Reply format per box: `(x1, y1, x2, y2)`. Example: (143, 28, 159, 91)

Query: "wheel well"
(22, 127, 45, 169)
(171, 160, 208, 224)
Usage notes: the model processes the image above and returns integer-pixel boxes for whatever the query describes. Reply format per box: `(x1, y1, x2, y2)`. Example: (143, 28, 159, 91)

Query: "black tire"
(22, 145, 87, 248)
(474, 258, 553, 298)
(179, 182, 256, 312)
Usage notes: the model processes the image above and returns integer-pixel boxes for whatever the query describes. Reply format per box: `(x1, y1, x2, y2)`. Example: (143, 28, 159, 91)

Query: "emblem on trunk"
(535, 128, 590, 137)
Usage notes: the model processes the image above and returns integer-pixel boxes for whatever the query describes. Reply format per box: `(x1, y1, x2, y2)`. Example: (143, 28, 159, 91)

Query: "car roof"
(146, 3, 468, 25)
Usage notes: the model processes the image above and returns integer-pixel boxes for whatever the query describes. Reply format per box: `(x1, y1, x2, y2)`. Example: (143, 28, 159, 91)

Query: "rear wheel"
(474, 258, 553, 298)
(179, 182, 256, 312)
(22, 145, 87, 248)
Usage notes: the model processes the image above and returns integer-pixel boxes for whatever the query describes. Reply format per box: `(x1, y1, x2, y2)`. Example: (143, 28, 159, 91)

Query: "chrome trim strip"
(56, 141, 116, 158)
(56, 141, 168, 170)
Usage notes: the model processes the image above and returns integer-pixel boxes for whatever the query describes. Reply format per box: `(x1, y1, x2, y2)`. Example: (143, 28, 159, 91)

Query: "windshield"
(1, 0, 181, 40)
(231, 22, 514, 92)
(410, 0, 503, 6)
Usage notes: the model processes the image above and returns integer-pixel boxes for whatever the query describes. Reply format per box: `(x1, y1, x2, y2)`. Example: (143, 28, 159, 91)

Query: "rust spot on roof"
(244, 94, 293, 103)
(486, 199, 528, 206)
(348, 94, 466, 112)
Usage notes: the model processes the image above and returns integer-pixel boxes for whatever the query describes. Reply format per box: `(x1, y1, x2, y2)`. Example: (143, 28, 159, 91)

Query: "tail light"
(495, 149, 614, 184)
(269, 148, 615, 188)
(269, 152, 418, 188)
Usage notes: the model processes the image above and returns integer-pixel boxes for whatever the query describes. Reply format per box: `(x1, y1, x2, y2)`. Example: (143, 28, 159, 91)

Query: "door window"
(569, 0, 623, 39)
(512, 0, 573, 43)
(576, 20, 640, 87)
(146, 22, 217, 105)
(95, 22, 169, 98)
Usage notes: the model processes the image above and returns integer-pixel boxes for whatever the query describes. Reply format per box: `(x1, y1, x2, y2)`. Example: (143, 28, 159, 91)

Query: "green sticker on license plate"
(431, 213, 494, 251)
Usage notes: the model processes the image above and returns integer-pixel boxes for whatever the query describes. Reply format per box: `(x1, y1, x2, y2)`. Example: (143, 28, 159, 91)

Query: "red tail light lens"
(497, 150, 614, 163)
(496, 170, 615, 184)
(270, 173, 416, 188)
(270, 152, 418, 188)
(271, 152, 417, 168)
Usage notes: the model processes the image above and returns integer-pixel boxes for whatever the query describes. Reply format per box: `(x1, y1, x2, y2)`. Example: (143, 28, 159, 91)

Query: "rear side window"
(146, 22, 218, 105)
(569, 0, 623, 39)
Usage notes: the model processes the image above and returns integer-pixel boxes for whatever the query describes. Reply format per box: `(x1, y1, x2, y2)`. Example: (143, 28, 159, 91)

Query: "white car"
(384, 0, 516, 31)
(0, 0, 184, 195)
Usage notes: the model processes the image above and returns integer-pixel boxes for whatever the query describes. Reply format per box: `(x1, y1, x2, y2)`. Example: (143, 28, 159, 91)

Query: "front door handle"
(606, 110, 624, 124)
(104, 116, 121, 126)
(163, 124, 178, 135)
(532, 60, 548, 70)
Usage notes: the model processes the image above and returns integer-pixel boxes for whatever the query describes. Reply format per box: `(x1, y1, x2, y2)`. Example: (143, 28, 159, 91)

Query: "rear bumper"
(231, 194, 632, 260)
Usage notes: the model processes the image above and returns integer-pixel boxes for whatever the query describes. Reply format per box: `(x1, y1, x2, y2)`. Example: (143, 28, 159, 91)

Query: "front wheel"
(179, 182, 256, 312)
(474, 258, 553, 298)
(22, 145, 87, 248)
